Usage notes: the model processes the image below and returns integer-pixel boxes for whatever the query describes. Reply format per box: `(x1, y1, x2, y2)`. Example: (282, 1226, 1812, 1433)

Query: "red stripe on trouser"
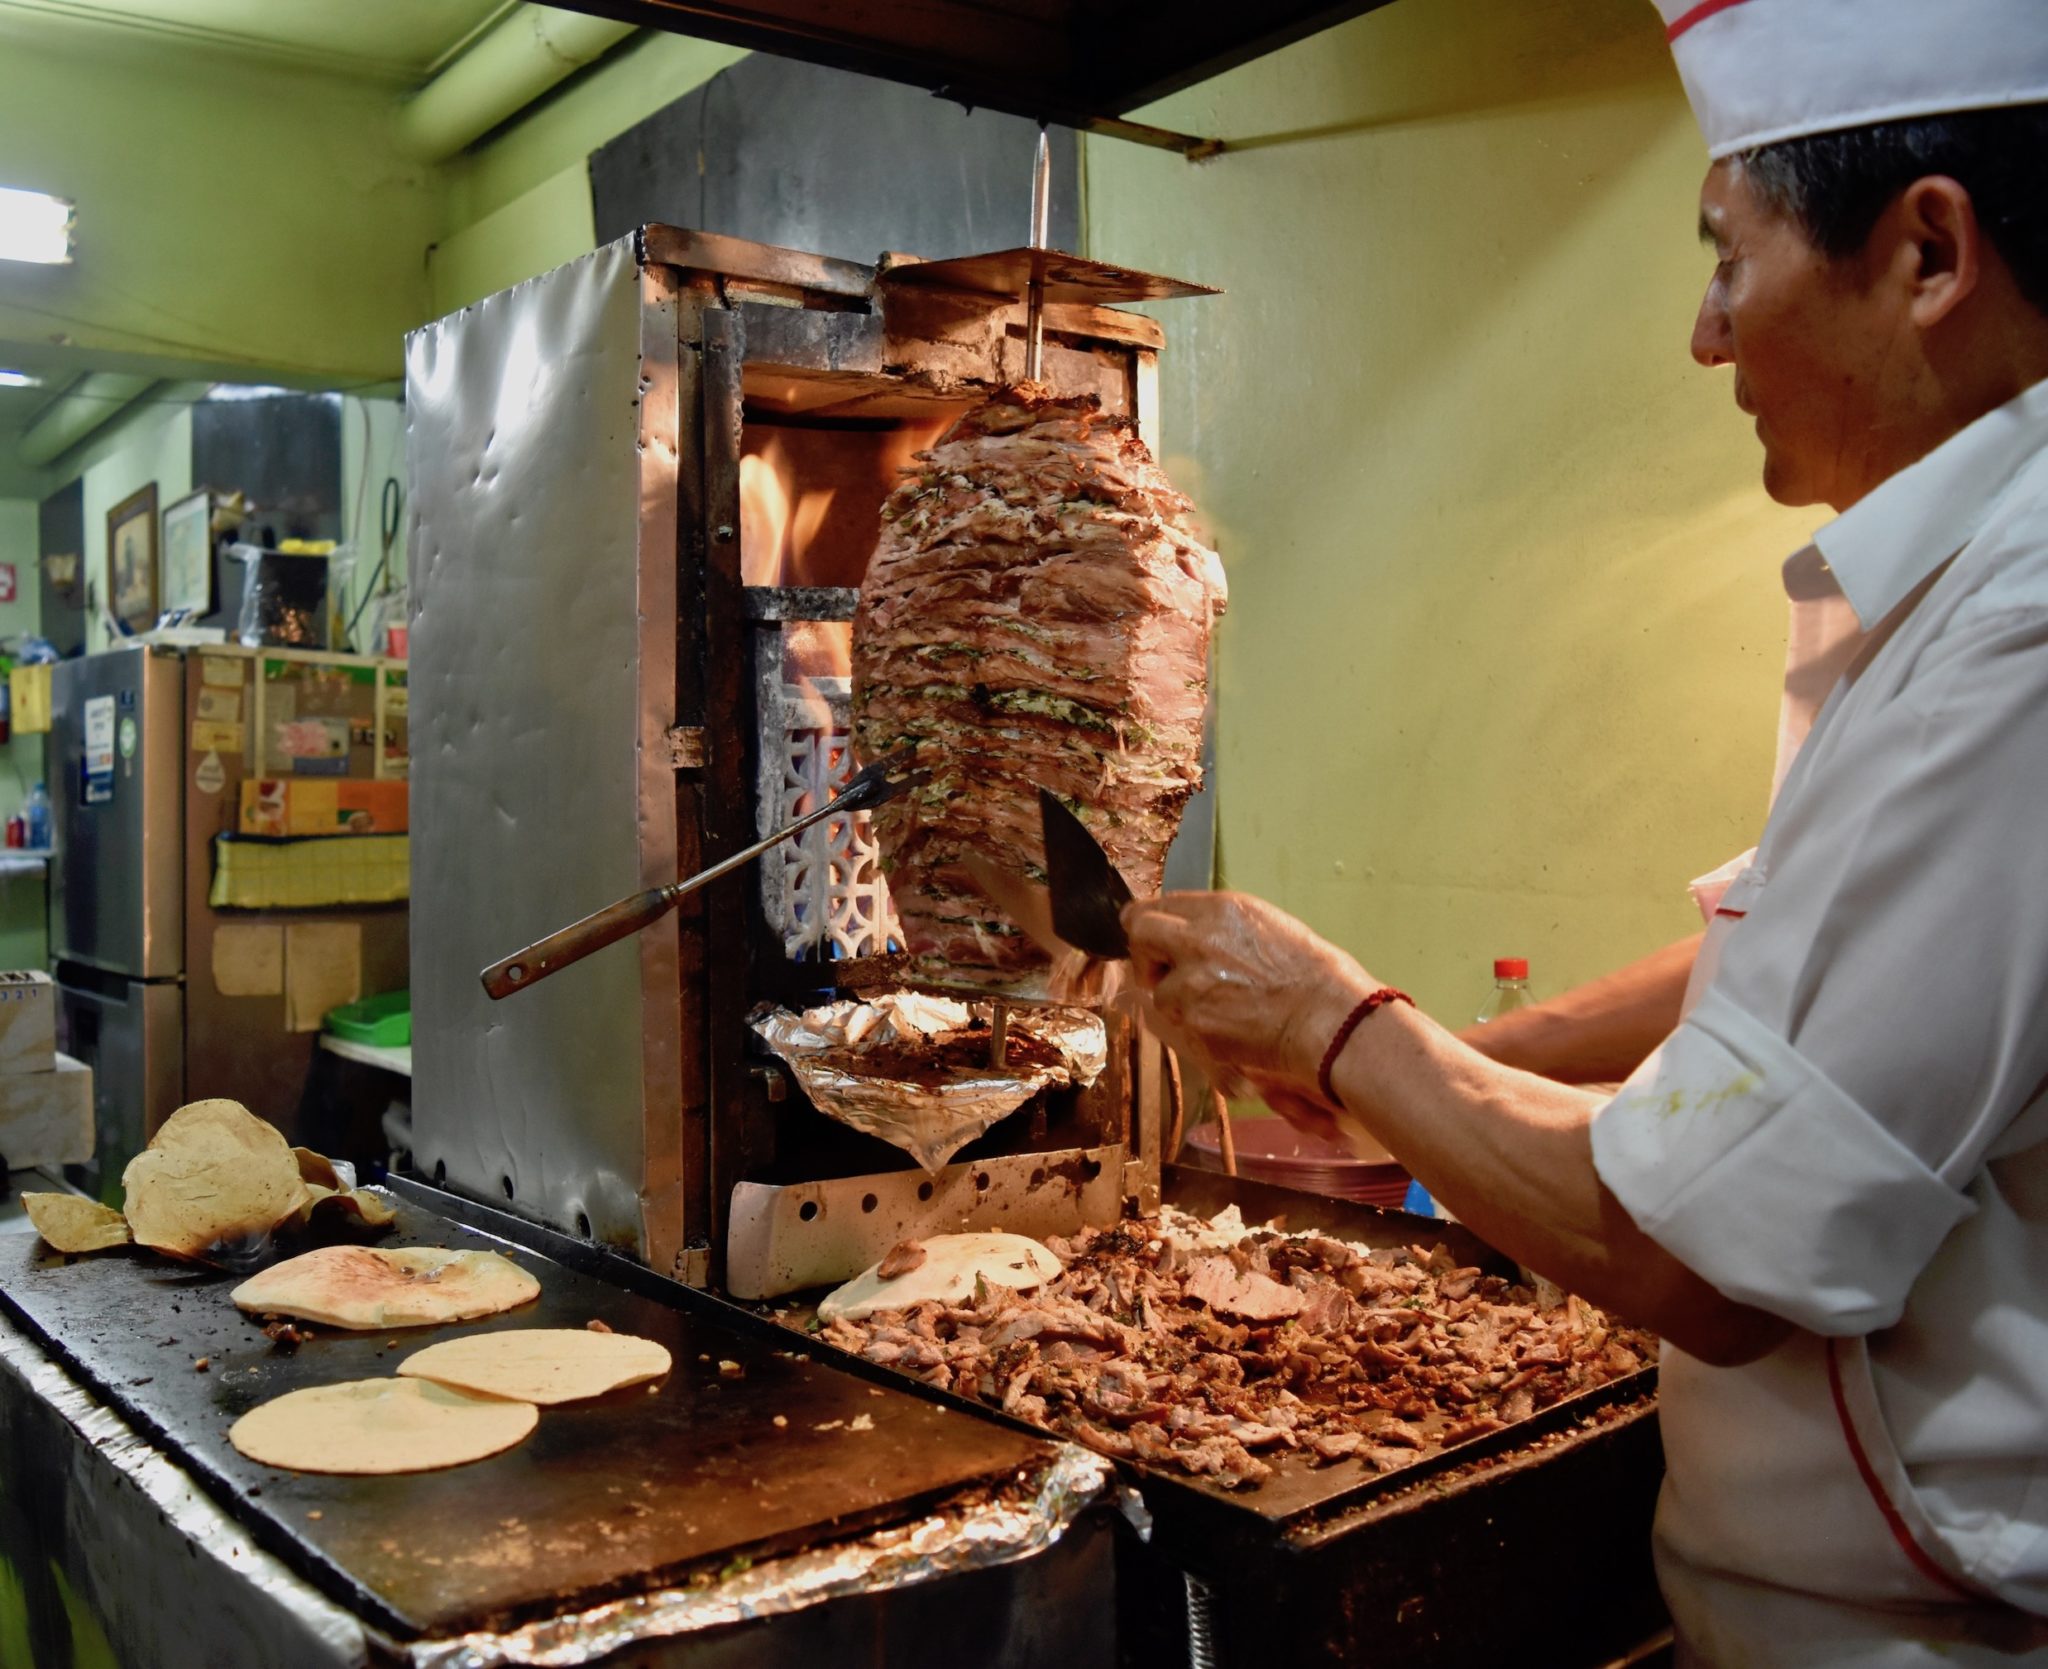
(1824, 1337, 1982, 1603)
(1666, 0, 1753, 41)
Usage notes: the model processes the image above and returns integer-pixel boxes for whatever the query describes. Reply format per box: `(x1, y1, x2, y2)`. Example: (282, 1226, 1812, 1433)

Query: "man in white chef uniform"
(1122, 2, 2048, 1663)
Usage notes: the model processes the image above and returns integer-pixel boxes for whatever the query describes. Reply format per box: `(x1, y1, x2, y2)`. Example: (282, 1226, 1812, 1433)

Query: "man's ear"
(1894, 175, 1982, 328)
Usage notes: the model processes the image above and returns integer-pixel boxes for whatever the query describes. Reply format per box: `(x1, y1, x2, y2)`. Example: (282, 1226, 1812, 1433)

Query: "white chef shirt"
(1591, 374, 2048, 1661)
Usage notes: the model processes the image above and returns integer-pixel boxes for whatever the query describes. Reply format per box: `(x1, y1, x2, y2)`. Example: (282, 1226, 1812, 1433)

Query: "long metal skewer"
(1023, 124, 1051, 382)
(480, 750, 923, 1000)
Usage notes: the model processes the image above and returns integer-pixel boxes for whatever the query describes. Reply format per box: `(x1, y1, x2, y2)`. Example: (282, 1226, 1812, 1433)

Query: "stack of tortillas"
(226, 1286, 674, 1475)
(23, 1098, 393, 1258)
(213, 1201, 677, 1474)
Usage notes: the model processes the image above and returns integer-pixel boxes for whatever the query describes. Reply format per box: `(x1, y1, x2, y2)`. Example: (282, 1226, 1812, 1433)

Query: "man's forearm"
(1327, 997, 1787, 1366)
(1456, 932, 1702, 1083)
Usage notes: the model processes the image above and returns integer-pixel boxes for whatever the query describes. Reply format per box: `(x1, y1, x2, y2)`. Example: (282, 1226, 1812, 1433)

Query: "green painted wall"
(336, 393, 409, 650)
(429, 31, 745, 316)
(0, 498, 48, 970)
(55, 386, 404, 655)
(0, 22, 439, 387)
(1086, 0, 1818, 1022)
(76, 401, 193, 656)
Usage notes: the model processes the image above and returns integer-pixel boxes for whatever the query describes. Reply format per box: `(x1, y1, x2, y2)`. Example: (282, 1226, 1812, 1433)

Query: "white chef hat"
(1654, 0, 2048, 157)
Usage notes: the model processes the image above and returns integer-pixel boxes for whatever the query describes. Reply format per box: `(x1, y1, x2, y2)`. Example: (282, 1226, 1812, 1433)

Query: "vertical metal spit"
(1023, 123, 1051, 381)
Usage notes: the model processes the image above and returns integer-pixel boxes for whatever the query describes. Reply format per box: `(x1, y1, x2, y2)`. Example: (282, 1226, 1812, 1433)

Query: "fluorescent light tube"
(0, 187, 74, 265)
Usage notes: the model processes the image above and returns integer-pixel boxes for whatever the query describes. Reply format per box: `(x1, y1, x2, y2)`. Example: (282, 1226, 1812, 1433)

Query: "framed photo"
(160, 488, 215, 618)
(106, 483, 158, 632)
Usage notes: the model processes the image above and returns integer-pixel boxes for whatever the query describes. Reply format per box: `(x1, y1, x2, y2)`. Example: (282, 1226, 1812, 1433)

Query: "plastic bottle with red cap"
(1475, 957, 1531, 1026)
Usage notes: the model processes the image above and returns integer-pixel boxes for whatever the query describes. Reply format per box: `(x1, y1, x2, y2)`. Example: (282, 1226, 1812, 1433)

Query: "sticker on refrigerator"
(191, 719, 244, 755)
(117, 714, 138, 761)
(274, 717, 350, 761)
(195, 687, 241, 724)
(82, 694, 115, 804)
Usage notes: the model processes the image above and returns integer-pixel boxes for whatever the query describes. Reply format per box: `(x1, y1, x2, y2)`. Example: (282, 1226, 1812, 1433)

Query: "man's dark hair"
(1739, 104, 2048, 316)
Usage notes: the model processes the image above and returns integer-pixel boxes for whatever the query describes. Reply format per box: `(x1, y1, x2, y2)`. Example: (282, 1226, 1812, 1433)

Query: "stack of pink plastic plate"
(1184, 1118, 1412, 1208)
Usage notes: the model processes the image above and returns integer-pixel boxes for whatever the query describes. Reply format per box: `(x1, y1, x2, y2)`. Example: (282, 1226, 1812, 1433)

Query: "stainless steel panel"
(0, 1312, 370, 1669)
(407, 237, 683, 1266)
(727, 1143, 1128, 1300)
(49, 647, 185, 979)
(53, 969, 183, 1185)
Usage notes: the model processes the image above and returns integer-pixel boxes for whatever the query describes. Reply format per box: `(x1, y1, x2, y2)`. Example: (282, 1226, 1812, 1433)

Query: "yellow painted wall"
(1086, 0, 1819, 1022)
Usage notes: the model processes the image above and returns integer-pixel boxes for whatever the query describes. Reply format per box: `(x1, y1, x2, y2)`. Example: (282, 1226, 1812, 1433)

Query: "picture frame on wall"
(160, 488, 215, 618)
(106, 482, 158, 632)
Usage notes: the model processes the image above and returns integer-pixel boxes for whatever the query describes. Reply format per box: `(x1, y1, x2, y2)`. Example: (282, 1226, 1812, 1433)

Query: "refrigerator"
(48, 644, 410, 1185)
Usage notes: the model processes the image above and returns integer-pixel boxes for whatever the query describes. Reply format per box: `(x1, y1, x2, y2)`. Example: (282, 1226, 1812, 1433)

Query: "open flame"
(740, 434, 837, 588)
(742, 417, 957, 689)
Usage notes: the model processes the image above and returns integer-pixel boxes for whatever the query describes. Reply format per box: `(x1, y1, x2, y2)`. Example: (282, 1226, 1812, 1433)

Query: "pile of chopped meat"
(811, 1021, 1066, 1087)
(851, 385, 1226, 987)
(814, 1213, 1653, 1489)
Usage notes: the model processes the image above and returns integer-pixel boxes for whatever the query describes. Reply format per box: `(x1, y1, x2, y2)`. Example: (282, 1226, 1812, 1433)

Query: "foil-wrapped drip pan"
(407, 1445, 1114, 1669)
(750, 992, 1107, 1171)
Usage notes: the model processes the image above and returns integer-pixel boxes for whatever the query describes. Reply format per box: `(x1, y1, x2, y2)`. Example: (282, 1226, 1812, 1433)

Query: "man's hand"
(1123, 890, 1378, 1106)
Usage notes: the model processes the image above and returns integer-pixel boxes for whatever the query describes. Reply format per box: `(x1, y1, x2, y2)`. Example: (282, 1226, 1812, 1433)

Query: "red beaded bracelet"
(1316, 987, 1414, 1107)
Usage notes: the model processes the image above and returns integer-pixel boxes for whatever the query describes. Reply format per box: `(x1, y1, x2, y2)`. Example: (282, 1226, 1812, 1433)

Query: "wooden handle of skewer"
(480, 886, 678, 1000)
(988, 1000, 1011, 1069)
(1210, 1087, 1237, 1177)
(1163, 1050, 1186, 1162)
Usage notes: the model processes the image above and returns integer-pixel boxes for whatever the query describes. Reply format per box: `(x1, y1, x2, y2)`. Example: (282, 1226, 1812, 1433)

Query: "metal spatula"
(480, 749, 925, 1000)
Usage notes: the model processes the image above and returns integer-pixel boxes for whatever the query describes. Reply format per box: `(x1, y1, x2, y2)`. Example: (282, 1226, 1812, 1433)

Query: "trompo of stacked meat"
(814, 1212, 1654, 1489)
(852, 386, 1226, 987)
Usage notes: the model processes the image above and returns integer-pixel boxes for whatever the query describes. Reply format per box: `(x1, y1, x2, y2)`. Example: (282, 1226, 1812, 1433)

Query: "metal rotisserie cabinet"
(407, 227, 1181, 1290)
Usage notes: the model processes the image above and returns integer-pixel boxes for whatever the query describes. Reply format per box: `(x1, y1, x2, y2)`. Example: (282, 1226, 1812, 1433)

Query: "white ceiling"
(0, 0, 517, 83)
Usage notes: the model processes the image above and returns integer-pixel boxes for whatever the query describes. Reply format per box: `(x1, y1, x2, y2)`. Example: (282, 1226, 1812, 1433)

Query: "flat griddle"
(0, 1192, 1060, 1641)
(759, 1165, 1659, 1554)
(368, 1170, 1657, 1580)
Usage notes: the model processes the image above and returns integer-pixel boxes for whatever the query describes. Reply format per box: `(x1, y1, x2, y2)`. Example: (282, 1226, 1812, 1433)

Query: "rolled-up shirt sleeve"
(1592, 603, 2048, 1335)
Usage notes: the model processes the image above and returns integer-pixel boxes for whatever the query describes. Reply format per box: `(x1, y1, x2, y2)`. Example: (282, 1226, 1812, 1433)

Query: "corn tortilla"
(231, 1245, 540, 1329)
(121, 1100, 310, 1259)
(22, 1192, 130, 1253)
(819, 1232, 1060, 1322)
(398, 1329, 671, 1405)
(229, 1378, 537, 1474)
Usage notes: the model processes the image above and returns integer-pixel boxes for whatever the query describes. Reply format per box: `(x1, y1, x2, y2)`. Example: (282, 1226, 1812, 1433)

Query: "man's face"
(1692, 159, 1905, 512)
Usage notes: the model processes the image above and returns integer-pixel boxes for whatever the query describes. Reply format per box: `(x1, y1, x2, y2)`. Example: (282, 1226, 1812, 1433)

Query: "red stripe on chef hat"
(1665, 0, 1753, 41)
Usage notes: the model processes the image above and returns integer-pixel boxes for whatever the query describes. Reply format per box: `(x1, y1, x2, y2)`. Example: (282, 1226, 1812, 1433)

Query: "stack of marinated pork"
(852, 387, 1226, 987)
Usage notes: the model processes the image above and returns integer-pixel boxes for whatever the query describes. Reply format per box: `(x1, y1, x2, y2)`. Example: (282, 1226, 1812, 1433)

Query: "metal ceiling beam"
(399, 7, 638, 160)
(537, 0, 1397, 152)
(17, 372, 155, 468)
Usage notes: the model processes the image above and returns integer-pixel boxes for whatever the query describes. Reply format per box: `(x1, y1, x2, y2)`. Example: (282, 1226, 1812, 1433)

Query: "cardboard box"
(0, 1052, 92, 1169)
(0, 971, 57, 1075)
(238, 778, 409, 838)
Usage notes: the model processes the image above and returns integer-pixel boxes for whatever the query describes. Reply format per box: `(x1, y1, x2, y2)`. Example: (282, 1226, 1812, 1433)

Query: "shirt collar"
(1798, 375, 2048, 626)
